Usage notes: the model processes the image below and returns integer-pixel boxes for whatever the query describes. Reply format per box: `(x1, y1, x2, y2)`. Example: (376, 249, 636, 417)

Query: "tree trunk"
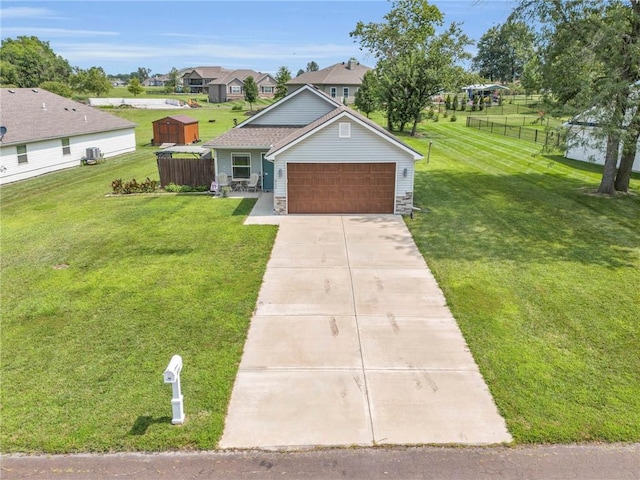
(411, 118, 419, 137)
(615, 147, 636, 192)
(596, 133, 620, 195)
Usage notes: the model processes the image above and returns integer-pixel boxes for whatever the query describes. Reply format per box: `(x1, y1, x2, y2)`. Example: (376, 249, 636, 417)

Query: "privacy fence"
(156, 157, 215, 187)
(466, 117, 566, 149)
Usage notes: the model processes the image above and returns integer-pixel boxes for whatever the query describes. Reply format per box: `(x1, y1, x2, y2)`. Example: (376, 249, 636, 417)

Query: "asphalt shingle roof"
(203, 127, 299, 148)
(287, 62, 372, 86)
(0, 88, 137, 146)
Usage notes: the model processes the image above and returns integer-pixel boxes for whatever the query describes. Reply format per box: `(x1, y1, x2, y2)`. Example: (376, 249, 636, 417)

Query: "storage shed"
(152, 115, 200, 146)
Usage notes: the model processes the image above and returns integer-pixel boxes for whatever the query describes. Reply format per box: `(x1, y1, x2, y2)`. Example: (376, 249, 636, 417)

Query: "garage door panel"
(288, 163, 395, 214)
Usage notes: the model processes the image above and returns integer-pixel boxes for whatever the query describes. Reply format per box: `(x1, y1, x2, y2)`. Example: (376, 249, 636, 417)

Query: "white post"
(163, 355, 185, 425)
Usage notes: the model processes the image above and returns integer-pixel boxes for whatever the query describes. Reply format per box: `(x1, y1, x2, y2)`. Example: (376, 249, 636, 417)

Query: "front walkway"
(220, 215, 511, 448)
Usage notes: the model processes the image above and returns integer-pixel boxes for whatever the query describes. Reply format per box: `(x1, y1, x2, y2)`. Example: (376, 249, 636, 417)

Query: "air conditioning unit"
(86, 147, 101, 160)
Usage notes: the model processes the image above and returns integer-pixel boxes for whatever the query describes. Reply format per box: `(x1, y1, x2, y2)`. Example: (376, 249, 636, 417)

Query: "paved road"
(3, 444, 638, 479)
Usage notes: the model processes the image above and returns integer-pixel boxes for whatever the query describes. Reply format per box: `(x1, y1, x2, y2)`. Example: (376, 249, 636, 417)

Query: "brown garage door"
(287, 163, 396, 214)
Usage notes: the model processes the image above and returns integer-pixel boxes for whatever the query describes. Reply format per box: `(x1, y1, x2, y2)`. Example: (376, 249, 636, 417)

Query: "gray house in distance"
(286, 59, 372, 104)
(181, 66, 276, 103)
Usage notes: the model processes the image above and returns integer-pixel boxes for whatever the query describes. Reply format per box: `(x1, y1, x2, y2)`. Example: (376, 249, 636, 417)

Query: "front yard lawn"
(404, 121, 640, 443)
(0, 151, 277, 452)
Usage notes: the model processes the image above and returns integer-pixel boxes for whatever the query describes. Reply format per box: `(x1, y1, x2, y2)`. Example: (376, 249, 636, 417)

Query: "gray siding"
(215, 148, 267, 179)
(251, 89, 335, 126)
(272, 119, 416, 197)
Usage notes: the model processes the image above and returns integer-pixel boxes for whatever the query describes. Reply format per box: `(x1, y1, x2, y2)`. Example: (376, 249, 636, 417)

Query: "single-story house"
(0, 88, 137, 185)
(181, 66, 276, 103)
(204, 84, 422, 215)
(461, 84, 509, 100)
(152, 115, 200, 146)
(286, 59, 372, 104)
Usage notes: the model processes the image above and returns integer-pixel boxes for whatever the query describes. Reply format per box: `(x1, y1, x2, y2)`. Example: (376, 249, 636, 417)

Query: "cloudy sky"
(1, 0, 515, 75)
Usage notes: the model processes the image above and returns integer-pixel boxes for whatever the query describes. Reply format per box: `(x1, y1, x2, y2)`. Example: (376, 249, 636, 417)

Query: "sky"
(1, 0, 515, 76)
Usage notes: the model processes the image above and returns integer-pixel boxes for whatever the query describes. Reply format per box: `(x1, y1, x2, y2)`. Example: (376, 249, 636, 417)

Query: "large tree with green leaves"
(514, 0, 640, 194)
(71, 66, 111, 97)
(472, 22, 535, 83)
(127, 77, 144, 97)
(351, 0, 471, 135)
(274, 66, 291, 100)
(165, 67, 180, 93)
(243, 75, 258, 111)
(0, 36, 72, 88)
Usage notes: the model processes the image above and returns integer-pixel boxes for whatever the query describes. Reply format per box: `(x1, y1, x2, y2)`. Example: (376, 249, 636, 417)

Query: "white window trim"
(343, 87, 349, 99)
(17, 144, 28, 164)
(330, 87, 337, 98)
(231, 152, 251, 179)
(339, 122, 351, 138)
(62, 138, 71, 155)
(230, 85, 242, 94)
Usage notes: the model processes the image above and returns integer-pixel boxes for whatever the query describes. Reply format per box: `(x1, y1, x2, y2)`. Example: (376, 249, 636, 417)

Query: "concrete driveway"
(220, 215, 511, 449)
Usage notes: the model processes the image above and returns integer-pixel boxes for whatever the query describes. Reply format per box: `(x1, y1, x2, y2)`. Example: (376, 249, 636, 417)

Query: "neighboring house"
(286, 59, 372, 104)
(564, 122, 640, 173)
(0, 88, 137, 186)
(181, 66, 276, 102)
(204, 84, 422, 215)
(143, 74, 169, 87)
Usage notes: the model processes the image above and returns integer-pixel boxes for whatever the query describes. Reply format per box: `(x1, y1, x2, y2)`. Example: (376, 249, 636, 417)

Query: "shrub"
(231, 103, 244, 111)
(444, 94, 451, 110)
(443, 110, 449, 118)
(112, 177, 158, 194)
(452, 94, 458, 111)
(163, 184, 208, 193)
(450, 114, 457, 122)
(433, 113, 439, 122)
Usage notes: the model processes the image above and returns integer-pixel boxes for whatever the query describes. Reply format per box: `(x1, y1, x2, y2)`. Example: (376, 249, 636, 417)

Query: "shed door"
(287, 163, 396, 214)
(158, 122, 180, 144)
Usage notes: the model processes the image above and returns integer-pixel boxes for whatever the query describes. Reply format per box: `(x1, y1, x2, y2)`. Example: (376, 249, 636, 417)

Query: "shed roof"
(153, 115, 199, 125)
(0, 88, 137, 146)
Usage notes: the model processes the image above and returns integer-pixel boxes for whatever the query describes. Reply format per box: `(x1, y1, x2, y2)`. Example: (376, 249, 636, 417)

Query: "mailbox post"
(163, 355, 185, 425)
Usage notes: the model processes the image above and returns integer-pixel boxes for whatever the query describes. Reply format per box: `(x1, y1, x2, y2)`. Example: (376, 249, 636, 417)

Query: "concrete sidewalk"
(220, 215, 511, 448)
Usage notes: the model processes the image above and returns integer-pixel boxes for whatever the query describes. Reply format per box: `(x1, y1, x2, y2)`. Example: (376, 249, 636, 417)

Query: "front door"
(261, 153, 274, 191)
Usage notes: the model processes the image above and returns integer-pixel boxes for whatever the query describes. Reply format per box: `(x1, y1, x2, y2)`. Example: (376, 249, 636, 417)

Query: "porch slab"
(219, 370, 373, 449)
(367, 370, 512, 445)
(240, 316, 362, 369)
(357, 316, 477, 371)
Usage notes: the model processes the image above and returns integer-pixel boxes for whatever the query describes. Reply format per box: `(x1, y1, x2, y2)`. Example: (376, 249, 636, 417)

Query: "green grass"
(401, 121, 640, 443)
(1, 104, 639, 452)
(0, 151, 277, 452)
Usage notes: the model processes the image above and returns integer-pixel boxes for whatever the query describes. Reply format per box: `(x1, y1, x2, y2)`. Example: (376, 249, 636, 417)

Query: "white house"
(0, 88, 137, 185)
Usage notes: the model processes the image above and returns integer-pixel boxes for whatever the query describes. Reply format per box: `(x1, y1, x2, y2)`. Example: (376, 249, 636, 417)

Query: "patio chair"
(212, 172, 231, 196)
(246, 172, 260, 192)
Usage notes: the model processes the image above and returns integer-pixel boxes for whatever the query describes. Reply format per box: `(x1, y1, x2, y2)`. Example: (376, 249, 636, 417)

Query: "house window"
(17, 144, 28, 164)
(330, 87, 337, 98)
(230, 85, 242, 94)
(232, 153, 251, 179)
(62, 138, 71, 155)
(339, 122, 351, 138)
(261, 86, 274, 94)
(343, 87, 349, 99)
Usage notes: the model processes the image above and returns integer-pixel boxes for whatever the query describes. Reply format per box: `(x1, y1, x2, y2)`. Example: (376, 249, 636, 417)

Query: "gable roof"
(182, 66, 230, 80)
(287, 61, 372, 86)
(266, 105, 423, 160)
(235, 84, 342, 128)
(0, 88, 137, 146)
(153, 115, 198, 125)
(203, 127, 299, 149)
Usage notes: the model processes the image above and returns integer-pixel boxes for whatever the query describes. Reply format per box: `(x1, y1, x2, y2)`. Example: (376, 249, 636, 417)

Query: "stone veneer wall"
(395, 192, 413, 215)
(274, 196, 287, 215)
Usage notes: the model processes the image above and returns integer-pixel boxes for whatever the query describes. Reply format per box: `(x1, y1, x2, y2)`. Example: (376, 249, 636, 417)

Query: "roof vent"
(42, 102, 47, 110)
(32, 89, 39, 93)
(8, 89, 15, 94)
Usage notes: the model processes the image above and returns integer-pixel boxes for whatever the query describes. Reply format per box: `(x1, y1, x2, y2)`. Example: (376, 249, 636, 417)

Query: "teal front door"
(261, 153, 274, 191)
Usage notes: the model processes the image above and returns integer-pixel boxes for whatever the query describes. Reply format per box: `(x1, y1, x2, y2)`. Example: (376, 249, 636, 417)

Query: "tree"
(306, 61, 319, 72)
(0, 36, 72, 88)
(39, 81, 73, 98)
(243, 75, 258, 111)
(127, 77, 144, 96)
(514, 0, 640, 194)
(0, 60, 19, 86)
(351, 0, 471, 135)
(354, 70, 380, 117)
(296, 68, 305, 77)
(471, 22, 535, 83)
(72, 66, 111, 96)
(274, 66, 291, 100)
(164, 67, 180, 93)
